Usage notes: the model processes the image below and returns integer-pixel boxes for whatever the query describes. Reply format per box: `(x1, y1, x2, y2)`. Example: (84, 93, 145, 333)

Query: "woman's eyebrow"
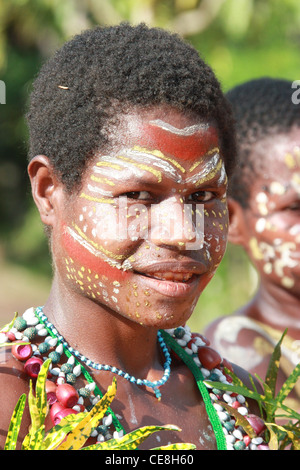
(91, 147, 225, 188)
(93, 150, 181, 183)
(186, 153, 227, 187)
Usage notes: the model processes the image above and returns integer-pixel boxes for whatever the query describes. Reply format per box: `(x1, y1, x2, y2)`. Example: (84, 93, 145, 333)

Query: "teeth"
(152, 272, 193, 282)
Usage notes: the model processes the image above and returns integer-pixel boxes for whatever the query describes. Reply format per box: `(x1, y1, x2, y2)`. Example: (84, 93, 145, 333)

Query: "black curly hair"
(227, 77, 300, 208)
(27, 22, 236, 192)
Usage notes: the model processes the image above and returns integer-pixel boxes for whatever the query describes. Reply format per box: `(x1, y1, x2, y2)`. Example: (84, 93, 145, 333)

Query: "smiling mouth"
(139, 271, 195, 283)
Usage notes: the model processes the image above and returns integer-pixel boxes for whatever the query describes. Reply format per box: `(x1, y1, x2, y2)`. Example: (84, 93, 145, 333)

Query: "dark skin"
(205, 129, 300, 408)
(0, 105, 260, 449)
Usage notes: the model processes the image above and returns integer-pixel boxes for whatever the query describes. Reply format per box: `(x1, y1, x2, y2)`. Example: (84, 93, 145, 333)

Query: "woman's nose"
(149, 197, 204, 250)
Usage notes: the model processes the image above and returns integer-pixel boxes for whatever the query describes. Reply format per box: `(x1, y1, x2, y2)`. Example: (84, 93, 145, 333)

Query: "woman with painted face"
(205, 77, 300, 412)
(0, 24, 266, 450)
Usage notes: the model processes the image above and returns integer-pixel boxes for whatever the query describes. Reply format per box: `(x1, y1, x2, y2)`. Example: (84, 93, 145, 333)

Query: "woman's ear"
(227, 198, 248, 247)
(27, 155, 61, 228)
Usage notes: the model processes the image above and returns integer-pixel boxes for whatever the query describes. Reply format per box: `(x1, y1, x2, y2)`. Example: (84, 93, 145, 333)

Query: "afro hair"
(27, 23, 236, 192)
(227, 77, 300, 207)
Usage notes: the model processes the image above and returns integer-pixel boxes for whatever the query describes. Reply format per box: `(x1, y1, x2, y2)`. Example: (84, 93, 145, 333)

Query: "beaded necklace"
(5, 307, 269, 450)
(35, 306, 171, 401)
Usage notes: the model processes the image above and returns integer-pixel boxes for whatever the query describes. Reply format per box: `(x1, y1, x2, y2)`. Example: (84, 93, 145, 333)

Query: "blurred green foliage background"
(0, 0, 299, 330)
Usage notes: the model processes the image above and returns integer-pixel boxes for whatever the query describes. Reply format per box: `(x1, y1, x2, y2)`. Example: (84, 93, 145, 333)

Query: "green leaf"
(35, 359, 51, 425)
(276, 363, 300, 405)
(204, 380, 264, 403)
(216, 401, 257, 438)
(57, 378, 117, 450)
(4, 394, 26, 450)
(26, 425, 45, 450)
(22, 381, 40, 449)
(276, 402, 300, 422)
(0, 341, 30, 348)
(0, 313, 18, 334)
(260, 380, 276, 422)
(265, 329, 287, 398)
(266, 422, 296, 448)
(265, 425, 279, 450)
(22, 360, 51, 450)
(82, 424, 182, 450)
(42, 412, 87, 450)
(151, 443, 196, 450)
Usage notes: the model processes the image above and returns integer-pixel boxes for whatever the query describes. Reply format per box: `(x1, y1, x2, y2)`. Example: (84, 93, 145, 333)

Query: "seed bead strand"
(35, 306, 171, 401)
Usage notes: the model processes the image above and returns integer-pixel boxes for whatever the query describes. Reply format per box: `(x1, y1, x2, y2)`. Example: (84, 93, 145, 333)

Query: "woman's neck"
(43, 276, 161, 380)
(245, 279, 300, 337)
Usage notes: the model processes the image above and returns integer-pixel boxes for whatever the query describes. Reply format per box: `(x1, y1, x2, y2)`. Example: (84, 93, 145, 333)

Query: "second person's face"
(239, 128, 300, 295)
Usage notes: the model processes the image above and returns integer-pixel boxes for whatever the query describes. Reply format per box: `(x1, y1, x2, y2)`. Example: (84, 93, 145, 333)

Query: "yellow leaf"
(57, 378, 117, 450)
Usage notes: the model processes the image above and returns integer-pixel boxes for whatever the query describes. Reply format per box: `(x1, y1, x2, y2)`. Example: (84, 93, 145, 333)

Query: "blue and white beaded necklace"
(35, 306, 171, 400)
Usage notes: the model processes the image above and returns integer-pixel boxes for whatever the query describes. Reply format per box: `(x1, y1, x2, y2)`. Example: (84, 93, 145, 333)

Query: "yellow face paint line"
(96, 161, 123, 170)
(285, 153, 296, 169)
(193, 158, 224, 187)
(133, 146, 186, 174)
(72, 222, 126, 260)
(116, 155, 162, 183)
(80, 193, 115, 204)
(90, 175, 116, 186)
(188, 148, 220, 173)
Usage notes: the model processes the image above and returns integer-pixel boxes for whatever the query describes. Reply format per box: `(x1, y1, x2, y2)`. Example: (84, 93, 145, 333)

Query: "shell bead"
(23, 327, 37, 341)
(38, 342, 50, 354)
(24, 357, 44, 378)
(50, 402, 65, 425)
(66, 373, 77, 385)
(246, 414, 266, 436)
(6, 331, 16, 342)
(60, 363, 73, 374)
(45, 380, 58, 405)
(13, 317, 27, 331)
(47, 391, 58, 405)
(234, 440, 246, 450)
(48, 351, 61, 364)
(11, 342, 33, 361)
(78, 387, 91, 398)
(197, 346, 222, 370)
(191, 332, 210, 346)
(56, 383, 79, 408)
(174, 327, 186, 339)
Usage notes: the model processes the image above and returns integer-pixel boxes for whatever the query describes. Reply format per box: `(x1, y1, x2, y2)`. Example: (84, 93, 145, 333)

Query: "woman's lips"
(134, 269, 201, 298)
(145, 271, 194, 282)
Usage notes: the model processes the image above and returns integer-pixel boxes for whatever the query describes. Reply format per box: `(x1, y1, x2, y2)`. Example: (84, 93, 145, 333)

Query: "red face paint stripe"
(141, 124, 220, 161)
(62, 224, 130, 282)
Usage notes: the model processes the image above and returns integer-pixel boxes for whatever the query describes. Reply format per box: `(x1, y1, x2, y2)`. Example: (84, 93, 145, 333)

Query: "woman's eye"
(119, 191, 152, 200)
(188, 191, 215, 203)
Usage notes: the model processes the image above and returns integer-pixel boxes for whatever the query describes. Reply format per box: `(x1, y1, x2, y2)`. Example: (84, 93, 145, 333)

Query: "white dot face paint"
(242, 134, 300, 292)
(58, 106, 229, 329)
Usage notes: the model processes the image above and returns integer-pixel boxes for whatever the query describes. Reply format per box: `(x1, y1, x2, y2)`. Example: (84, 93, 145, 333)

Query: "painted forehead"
(142, 119, 220, 161)
(87, 117, 225, 194)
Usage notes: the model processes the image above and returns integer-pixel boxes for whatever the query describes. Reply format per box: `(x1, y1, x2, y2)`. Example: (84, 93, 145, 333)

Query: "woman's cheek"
(204, 202, 229, 267)
(61, 223, 133, 284)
